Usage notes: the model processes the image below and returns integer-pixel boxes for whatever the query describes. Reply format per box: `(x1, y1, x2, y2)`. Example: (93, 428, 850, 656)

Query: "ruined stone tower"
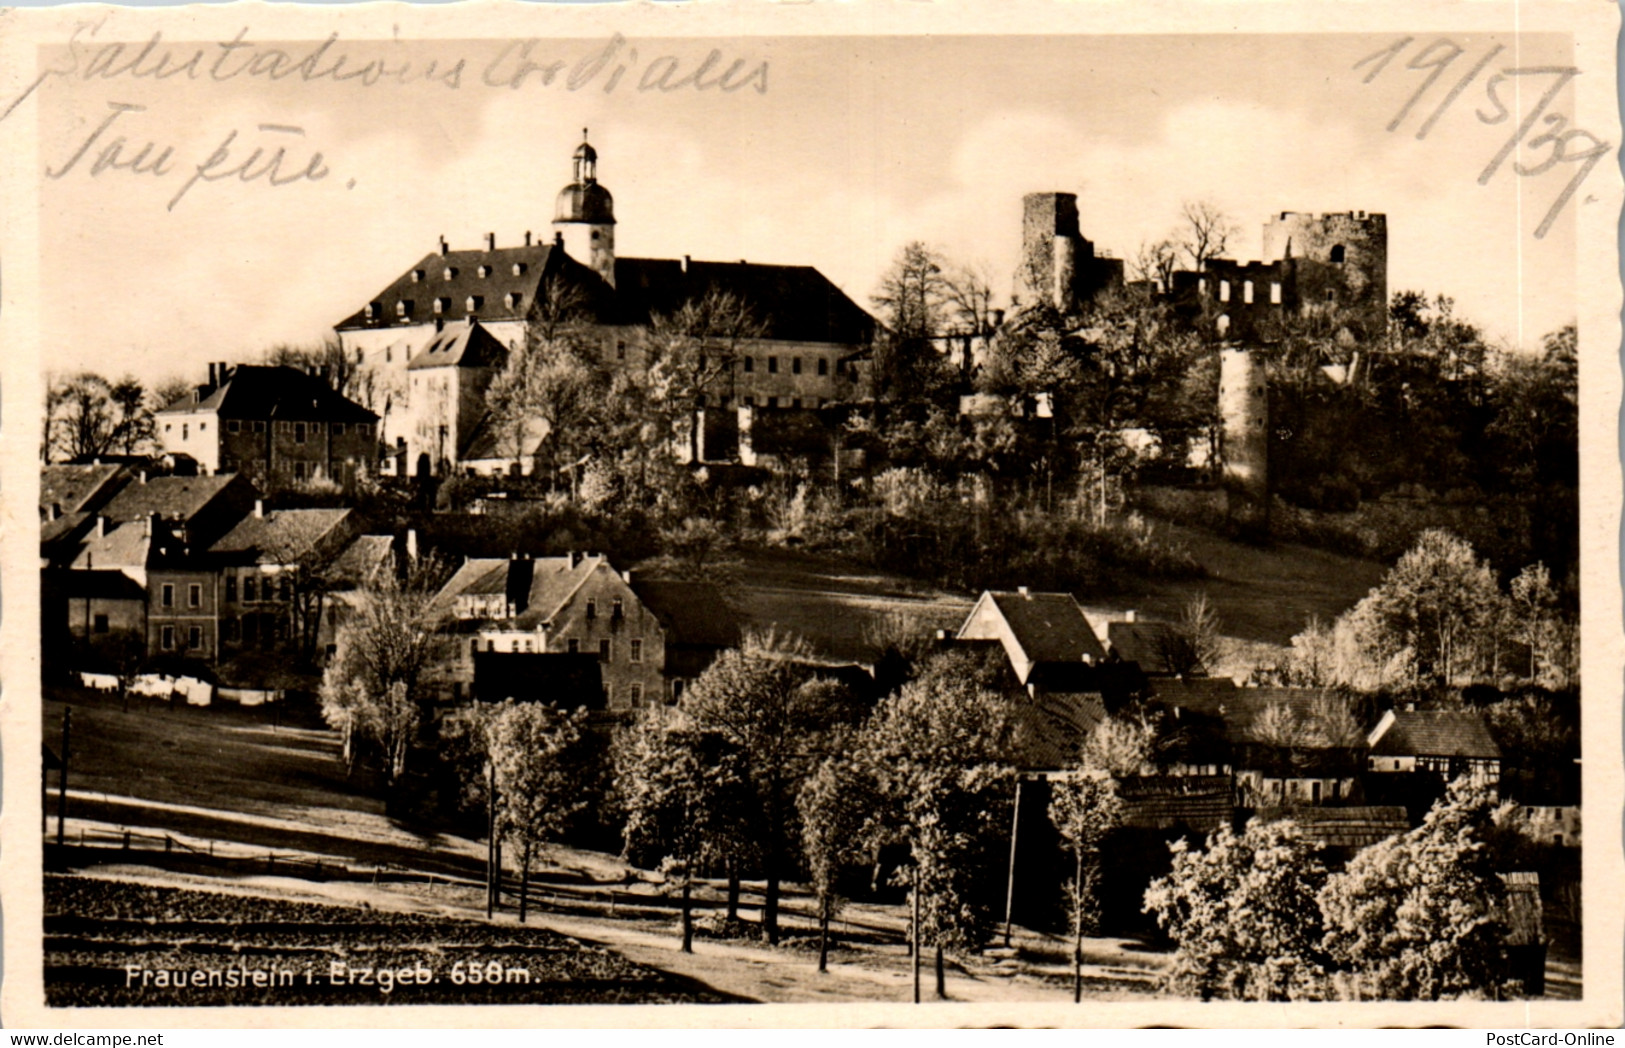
(1218, 347, 1269, 538)
(1016, 193, 1122, 314)
(1261, 211, 1387, 341)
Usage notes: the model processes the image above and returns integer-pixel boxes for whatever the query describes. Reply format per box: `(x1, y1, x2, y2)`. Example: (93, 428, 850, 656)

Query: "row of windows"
(159, 624, 206, 650)
(741, 355, 832, 376)
(225, 576, 292, 603)
(696, 394, 828, 410)
(475, 636, 645, 663)
(406, 263, 527, 284)
(159, 583, 205, 609)
(223, 420, 370, 437)
(164, 421, 206, 438)
(1216, 279, 1284, 305)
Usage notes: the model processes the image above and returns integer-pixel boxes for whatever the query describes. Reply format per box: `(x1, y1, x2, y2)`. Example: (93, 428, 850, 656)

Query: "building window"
(294, 422, 307, 444)
(612, 599, 623, 619)
(443, 267, 458, 280)
(364, 303, 377, 320)
(768, 356, 779, 374)
(182, 424, 189, 440)
(470, 638, 479, 656)
(567, 638, 579, 654)
(411, 269, 425, 282)
(397, 300, 413, 317)
(253, 420, 266, 433)
(228, 419, 241, 433)
(818, 357, 829, 376)
(1270, 281, 1282, 304)
(505, 292, 522, 310)
(434, 298, 447, 315)
(791, 398, 802, 409)
(1218, 280, 1230, 302)
(1243, 280, 1254, 304)
(512, 262, 527, 277)
(226, 577, 237, 602)
(599, 639, 611, 662)
(743, 396, 755, 407)
(244, 577, 257, 602)
(334, 423, 345, 436)
(792, 357, 802, 375)
(293, 462, 309, 481)
(161, 626, 175, 650)
(478, 265, 491, 278)
(199, 422, 206, 432)
(769, 396, 781, 408)
(188, 626, 202, 649)
(630, 683, 644, 705)
(1330, 244, 1346, 263)
(630, 639, 643, 664)
(93, 614, 109, 634)
(161, 584, 174, 608)
(743, 356, 754, 373)
(1326, 288, 1336, 302)
(466, 295, 483, 312)
(188, 584, 201, 608)
(586, 598, 597, 619)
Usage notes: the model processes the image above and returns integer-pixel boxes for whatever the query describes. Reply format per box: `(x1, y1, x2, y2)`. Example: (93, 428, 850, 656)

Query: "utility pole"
(1002, 778, 1022, 948)
(485, 760, 496, 918)
(911, 865, 921, 1004)
(56, 709, 71, 848)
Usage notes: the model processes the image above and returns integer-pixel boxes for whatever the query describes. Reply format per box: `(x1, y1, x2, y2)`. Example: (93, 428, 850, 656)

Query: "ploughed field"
(45, 875, 736, 1007)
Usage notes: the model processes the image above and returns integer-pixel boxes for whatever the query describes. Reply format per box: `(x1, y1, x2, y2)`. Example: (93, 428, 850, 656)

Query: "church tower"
(552, 129, 616, 288)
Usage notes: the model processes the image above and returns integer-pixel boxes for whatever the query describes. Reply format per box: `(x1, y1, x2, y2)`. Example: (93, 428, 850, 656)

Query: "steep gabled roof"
(41, 463, 126, 517)
(328, 535, 396, 589)
(433, 557, 512, 613)
(979, 591, 1108, 665)
(512, 555, 604, 629)
(101, 474, 250, 526)
(1153, 683, 1356, 746)
(1254, 806, 1410, 850)
(158, 366, 377, 424)
(336, 243, 564, 331)
(633, 580, 742, 648)
(405, 320, 510, 371)
(71, 518, 187, 572)
(1106, 620, 1184, 675)
(607, 257, 877, 345)
(1008, 691, 1108, 772)
(1369, 709, 1501, 760)
(209, 508, 353, 565)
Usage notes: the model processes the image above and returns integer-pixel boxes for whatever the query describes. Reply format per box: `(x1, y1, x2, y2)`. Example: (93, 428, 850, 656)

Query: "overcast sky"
(28, 28, 1585, 386)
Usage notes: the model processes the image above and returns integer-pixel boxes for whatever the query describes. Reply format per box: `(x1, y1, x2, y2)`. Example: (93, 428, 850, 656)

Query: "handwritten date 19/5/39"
(1355, 36, 1608, 240)
(44, 100, 331, 212)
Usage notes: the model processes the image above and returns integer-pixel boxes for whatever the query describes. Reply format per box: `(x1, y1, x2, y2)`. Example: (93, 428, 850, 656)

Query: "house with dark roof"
(435, 552, 667, 712)
(335, 131, 877, 476)
(41, 463, 127, 520)
(629, 579, 742, 702)
(1366, 707, 1502, 789)
(209, 504, 357, 655)
(156, 365, 379, 492)
(60, 514, 222, 662)
(1102, 614, 1193, 677)
(957, 588, 1108, 685)
(98, 472, 259, 551)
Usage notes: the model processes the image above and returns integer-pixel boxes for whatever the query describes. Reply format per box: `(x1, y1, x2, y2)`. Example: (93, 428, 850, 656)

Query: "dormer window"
(477, 265, 492, 278)
(504, 292, 522, 310)
(411, 269, 425, 283)
(396, 300, 413, 317)
(512, 262, 527, 277)
(466, 295, 483, 312)
(433, 297, 447, 315)
(443, 267, 458, 280)
(364, 303, 378, 319)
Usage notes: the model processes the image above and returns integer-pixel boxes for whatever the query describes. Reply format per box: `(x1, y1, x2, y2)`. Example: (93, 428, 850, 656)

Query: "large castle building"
(334, 131, 878, 477)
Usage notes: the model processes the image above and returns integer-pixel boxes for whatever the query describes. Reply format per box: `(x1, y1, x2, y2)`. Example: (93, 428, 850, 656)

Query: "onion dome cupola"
(551, 128, 617, 288)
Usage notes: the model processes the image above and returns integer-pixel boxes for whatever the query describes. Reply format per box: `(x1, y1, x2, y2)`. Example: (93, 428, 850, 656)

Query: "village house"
(98, 472, 260, 552)
(41, 463, 128, 521)
(1366, 707, 1502, 788)
(434, 552, 667, 712)
(334, 132, 877, 476)
(208, 503, 357, 655)
(156, 364, 379, 492)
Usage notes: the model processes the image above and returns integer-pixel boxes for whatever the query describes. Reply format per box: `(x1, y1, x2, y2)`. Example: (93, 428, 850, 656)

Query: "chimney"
(570, 550, 582, 568)
(524, 231, 532, 247)
(554, 231, 564, 247)
(219, 361, 230, 385)
(405, 528, 418, 562)
(485, 232, 496, 251)
(253, 499, 264, 519)
(1123, 609, 1136, 623)
(439, 235, 449, 257)
(621, 569, 632, 583)
(681, 255, 690, 274)
(435, 317, 445, 333)
(95, 515, 106, 538)
(1017, 585, 1030, 598)
(208, 362, 217, 387)
(139, 470, 148, 485)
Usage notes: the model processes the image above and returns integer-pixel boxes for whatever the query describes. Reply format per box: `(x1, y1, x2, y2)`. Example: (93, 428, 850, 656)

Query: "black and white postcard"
(1, 0, 1620, 1028)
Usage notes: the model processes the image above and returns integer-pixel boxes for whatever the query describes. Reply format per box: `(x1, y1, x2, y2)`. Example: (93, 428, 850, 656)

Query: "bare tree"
(1175, 200, 1240, 271)
(1131, 238, 1181, 293)
(44, 372, 157, 462)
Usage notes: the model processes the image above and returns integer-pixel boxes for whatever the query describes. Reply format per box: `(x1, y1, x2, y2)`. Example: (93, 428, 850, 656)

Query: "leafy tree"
(678, 636, 858, 943)
(1048, 770, 1124, 1000)
(489, 700, 591, 923)
(317, 557, 449, 782)
(1143, 818, 1332, 1001)
(797, 742, 879, 972)
(1318, 779, 1515, 1000)
(1080, 712, 1157, 778)
(1351, 529, 1504, 686)
(1506, 563, 1576, 688)
(854, 657, 1016, 998)
(614, 706, 757, 950)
